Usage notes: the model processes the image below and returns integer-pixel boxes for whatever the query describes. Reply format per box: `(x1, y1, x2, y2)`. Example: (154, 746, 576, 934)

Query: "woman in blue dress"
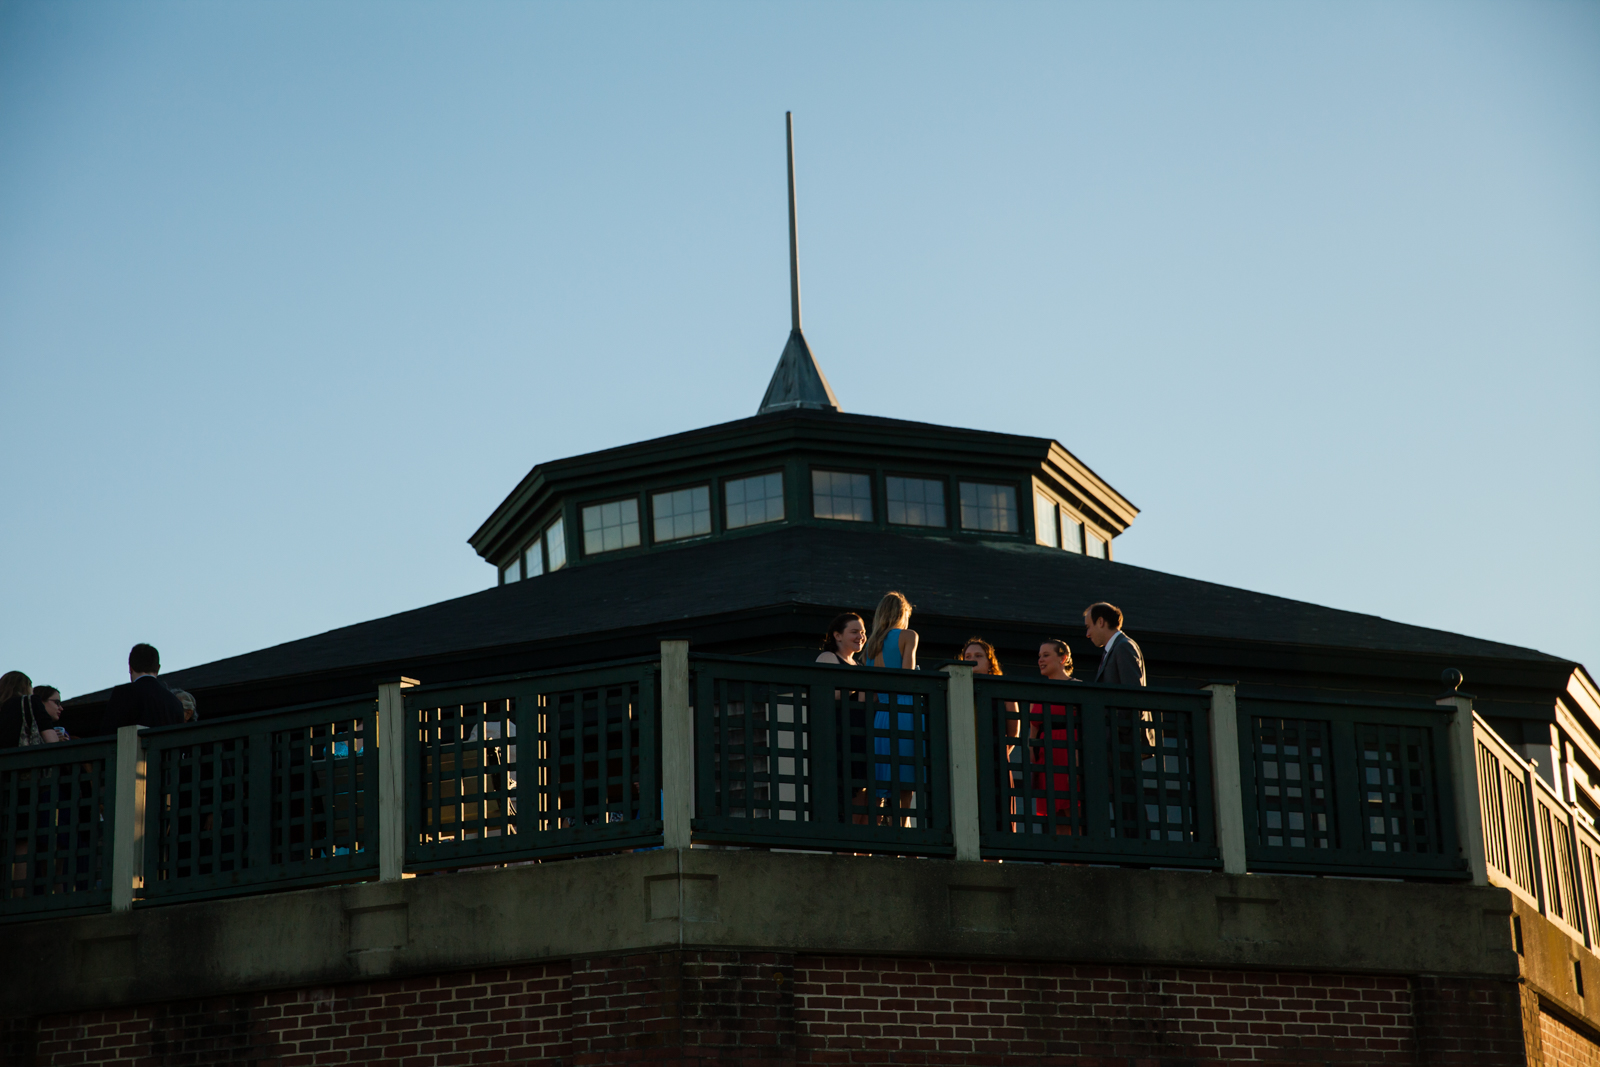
(864, 591, 918, 670)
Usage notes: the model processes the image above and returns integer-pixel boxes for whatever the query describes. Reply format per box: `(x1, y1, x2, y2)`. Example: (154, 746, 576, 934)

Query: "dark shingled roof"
(77, 525, 1564, 704)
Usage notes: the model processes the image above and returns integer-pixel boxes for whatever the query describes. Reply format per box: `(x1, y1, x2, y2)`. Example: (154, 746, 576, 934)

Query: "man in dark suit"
(102, 643, 185, 732)
(1084, 602, 1147, 686)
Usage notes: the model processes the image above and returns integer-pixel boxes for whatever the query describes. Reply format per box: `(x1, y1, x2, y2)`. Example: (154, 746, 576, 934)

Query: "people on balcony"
(960, 638, 1002, 676)
(102, 643, 185, 732)
(1037, 640, 1078, 682)
(1, 671, 58, 747)
(865, 591, 918, 670)
(817, 612, 866, 665)
(1084, 601, 1146, 686)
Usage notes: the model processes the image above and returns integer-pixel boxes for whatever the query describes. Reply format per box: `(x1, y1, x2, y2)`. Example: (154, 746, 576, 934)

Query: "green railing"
(0, 737, 116, 919)
(973, 676, 1218, 866)
(403, 659, 662, 871)
(1, 648, 1505, 923)
(139, 696, 379, 904)
(1237, 694, 1462, 878)
(690, 655, 952, 855)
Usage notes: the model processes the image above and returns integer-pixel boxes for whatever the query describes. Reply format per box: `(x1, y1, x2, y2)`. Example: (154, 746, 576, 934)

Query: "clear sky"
(2, 1, 1596, 700)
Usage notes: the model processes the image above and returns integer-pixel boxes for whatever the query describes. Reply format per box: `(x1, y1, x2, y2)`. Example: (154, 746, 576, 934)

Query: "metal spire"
(787, 111, 802, 331)
(759, 111, 841, 415)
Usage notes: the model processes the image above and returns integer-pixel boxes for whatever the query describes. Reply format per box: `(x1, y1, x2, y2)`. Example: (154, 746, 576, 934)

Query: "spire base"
(757, 329, 840, 414)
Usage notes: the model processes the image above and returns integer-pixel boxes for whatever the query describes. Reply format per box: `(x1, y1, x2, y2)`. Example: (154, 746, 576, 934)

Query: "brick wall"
(16, 963, 569, 1067)
(2, 953, 1536, 1067)
(792, 957, 1418, 1064)
(1541, 1008, 1600, 1067)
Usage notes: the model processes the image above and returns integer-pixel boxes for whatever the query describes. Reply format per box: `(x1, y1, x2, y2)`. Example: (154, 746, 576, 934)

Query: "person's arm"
(900, 629, 919, 671)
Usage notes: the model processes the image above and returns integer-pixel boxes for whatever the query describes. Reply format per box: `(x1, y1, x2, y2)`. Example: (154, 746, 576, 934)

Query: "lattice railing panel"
(151, 736, 252, 884)
(416, 698, 518, 844)
(1, 744, 113, 916)
(1356, 722, 1444, 855)
(704, 679, 811, 822)
(1108, 706, 1201, 843)
(1250, 718, 1334, 850)
(997, 696, 1086, 837)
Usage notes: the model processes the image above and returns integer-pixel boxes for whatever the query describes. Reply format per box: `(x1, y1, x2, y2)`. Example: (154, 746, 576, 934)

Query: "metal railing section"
(0, 738, 116, 919)
(689, 655, 952, 855)
(972, 676, 1217, 866)
(1235, 696, 1463, 879)
(140, 697, 379, 904)
(403, 660, 662, 871)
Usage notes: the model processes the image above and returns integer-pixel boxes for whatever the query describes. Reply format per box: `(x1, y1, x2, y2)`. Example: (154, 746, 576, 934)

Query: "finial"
(1441, 668, 1464, 691)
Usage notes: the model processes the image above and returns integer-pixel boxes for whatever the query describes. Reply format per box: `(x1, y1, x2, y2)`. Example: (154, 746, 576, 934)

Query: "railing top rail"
(971, 673, 1212, 701)
(689, 652, 949, 686)
(1237, 692, 1449, 714)
(0, 735, 118, 771)
(137, 695, 378, 746)
(402, 654, 663, 699)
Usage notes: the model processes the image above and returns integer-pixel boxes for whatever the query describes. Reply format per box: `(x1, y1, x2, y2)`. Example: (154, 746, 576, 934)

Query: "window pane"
(546, 518, 567, 571)
(958, 482, 1018, 533)
(1086, 532, 1107, 559)
(885, 476, 947, 527)
(583, 498, 641, 554)
(503, 557, 521, 583)
(652, 485, 712, 542)
(725, 472, 785, 529)
(525, 537, 544, 577)
(1062, 517, 1083, 554)
(812, 470, 873, 522)
(1034, 493, 1059, 548)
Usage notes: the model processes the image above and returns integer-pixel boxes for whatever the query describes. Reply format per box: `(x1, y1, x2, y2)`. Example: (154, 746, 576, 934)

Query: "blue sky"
(1, 1, 1596, 699)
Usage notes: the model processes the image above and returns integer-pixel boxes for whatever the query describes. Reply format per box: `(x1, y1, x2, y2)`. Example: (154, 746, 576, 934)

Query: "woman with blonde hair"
(864, 591, 918, 670)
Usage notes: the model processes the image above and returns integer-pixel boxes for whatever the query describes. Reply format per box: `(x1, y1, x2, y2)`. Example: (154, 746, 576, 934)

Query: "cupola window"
(653, 486, 712, 542)
(1062, 517, 1084, 553)
(725, 472, 785, 529)
(1034, 493, 1059, 548)
(546, 517, 567, 571)
(886, 476, 946, 527)
(1086, 531, 1107, 559)
(524, 536, 544, 577)
(958, 482, 1018, 533)
(583, 498, 642, 555)
(812, 470, 873, 522)
(502, 558, 521, 584)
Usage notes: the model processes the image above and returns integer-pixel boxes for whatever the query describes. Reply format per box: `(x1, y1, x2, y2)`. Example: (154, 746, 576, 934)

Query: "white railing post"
(377, 677, 417, 882)
(111, 725, 146, 911)
(660, 640, 692, 850)
(1204, 684, 1248, 876)
(942, 664, 981, 862)
(1439, 670, 1488, 886)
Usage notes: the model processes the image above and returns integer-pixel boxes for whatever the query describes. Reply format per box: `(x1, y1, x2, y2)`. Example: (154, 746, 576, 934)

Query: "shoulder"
(815, 652, 840, 664)
(901, 628, 919, 643)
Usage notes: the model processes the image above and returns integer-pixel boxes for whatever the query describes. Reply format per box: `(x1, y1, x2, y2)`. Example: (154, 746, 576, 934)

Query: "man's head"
(1037, 640, 1073, 680)
(128, 643, 160, 678)
(1082, 602, 1124, 648)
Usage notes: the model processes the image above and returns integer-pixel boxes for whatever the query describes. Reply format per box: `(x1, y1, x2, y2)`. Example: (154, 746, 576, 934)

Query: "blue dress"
(879, 628, 905, 669)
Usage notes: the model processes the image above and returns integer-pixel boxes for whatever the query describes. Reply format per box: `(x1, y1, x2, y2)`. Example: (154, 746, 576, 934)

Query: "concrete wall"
(0, 849, 1518, 1019)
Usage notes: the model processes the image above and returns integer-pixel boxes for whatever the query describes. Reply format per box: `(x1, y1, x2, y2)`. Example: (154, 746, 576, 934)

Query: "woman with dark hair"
(0, 671, 53, 747)
(817, 612, 866, 665)
(32, 686, 66, 742)
(960, 638, 1002, 676)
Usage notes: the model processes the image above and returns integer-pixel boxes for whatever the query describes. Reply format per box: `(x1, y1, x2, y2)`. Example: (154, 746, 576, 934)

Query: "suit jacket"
(102, 675, 185, 733)
(1094, 633, 1147, 687)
